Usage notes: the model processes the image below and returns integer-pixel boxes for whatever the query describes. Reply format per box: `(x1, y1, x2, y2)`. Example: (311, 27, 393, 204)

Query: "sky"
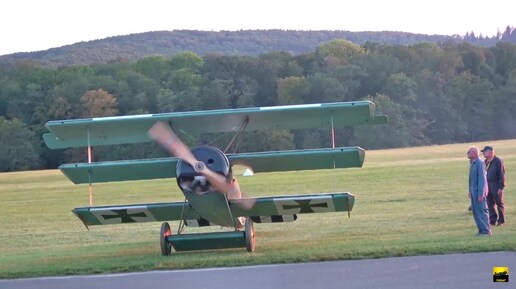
(1, 0, 514, 56)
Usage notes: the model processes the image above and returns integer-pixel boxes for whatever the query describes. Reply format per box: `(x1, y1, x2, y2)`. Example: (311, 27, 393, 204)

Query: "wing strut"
(331, 112, 337, 192)
(224, 193, 239, 230)
(177, 197, 188, 234)
(87, 127, 94, 206)
(331, 112, 336, 149)
(224, 116, 249, 154)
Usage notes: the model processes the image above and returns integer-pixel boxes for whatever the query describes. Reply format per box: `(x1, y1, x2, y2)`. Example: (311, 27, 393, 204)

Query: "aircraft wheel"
(160, 222, 172, 256)
(245, 218, 256, 252)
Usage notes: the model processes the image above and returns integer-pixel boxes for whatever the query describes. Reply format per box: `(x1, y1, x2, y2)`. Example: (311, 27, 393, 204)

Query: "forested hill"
(2, 28, 514, 67)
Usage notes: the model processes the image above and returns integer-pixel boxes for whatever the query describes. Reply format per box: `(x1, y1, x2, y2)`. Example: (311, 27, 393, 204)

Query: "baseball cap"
(481, 146, 493, 152)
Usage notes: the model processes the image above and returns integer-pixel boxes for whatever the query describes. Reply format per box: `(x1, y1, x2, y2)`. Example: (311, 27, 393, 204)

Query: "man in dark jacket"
(482, 146, 507, 226)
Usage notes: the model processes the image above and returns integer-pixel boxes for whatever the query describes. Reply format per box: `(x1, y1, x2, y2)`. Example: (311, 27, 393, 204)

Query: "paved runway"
(1, 251, 513, 289)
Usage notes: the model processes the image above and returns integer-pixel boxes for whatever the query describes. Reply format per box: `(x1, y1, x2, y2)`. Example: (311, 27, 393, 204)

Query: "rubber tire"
(160, 222, 172, 256)
(245, 218, 256, 252)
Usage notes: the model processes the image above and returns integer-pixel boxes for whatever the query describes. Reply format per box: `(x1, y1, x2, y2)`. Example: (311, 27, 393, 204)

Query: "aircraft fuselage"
(176, 146, 242, 228)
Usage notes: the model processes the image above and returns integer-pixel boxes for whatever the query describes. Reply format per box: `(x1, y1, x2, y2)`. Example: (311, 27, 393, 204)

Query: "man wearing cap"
(482, 146, 506, 226)
(467, 146, 491, 236)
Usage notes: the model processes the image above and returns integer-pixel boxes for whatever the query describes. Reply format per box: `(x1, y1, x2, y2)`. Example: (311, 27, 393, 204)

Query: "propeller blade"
(229, 177, 256, 210)
(148, 121, 197, 166)
(148, 121, 231, 193)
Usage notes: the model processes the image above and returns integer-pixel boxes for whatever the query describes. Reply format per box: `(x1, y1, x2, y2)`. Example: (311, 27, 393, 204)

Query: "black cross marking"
(282, 200, 329, 213)
(101, 209, 147, 223)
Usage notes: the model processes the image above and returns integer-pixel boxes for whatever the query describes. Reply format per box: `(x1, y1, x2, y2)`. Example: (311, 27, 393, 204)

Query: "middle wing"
(60, 147, 365, 184)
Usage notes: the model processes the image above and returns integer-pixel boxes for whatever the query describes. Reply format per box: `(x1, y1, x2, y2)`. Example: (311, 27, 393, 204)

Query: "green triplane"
(43, 101, 387, 255)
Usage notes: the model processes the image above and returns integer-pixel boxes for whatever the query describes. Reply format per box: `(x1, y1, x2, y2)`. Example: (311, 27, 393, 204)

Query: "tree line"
(1, 39, 516, 171)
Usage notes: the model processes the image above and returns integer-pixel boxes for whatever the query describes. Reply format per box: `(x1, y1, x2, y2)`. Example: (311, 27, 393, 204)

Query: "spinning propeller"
(148, 121, 232, 193)
(148, 121, 255, 209)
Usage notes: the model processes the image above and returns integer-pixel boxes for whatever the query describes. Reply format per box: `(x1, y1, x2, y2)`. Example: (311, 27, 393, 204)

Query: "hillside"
(0, 30, 466, 67)
(3, 28, 515, 68)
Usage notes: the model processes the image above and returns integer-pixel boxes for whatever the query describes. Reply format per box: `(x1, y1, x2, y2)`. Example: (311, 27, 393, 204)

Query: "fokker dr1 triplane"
(43, 101, 387, 255)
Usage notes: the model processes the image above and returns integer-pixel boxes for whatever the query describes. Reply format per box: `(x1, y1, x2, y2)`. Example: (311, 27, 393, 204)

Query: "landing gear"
(244, 218, 256, 252)
(160, 222, 172, 256)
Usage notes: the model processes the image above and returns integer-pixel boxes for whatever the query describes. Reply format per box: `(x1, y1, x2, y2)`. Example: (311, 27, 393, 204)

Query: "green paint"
(44, 101, 386, 149)
(333, 194, 355, 212)
(73, 202, 201, 226)
(71, 193, 354, 226)
(230, 193, 354, 217)
(60, 158, 178, 184)
(169, 231, 247, 251)
(229, 147, 365, 173)
(60, 147, 364, 184)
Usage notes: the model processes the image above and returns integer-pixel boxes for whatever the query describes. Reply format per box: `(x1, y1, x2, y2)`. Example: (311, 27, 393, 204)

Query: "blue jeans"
(471, 195, 491, 235)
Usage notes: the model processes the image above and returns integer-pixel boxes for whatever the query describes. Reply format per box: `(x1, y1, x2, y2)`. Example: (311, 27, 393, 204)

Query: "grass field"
(0, 140, 514, 278)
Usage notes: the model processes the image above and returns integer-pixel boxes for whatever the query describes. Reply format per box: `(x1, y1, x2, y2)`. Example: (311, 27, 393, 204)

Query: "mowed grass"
(0, 140, 514, 278)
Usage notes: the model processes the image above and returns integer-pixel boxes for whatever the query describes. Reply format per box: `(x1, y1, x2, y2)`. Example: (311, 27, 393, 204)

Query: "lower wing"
(72, 193, 354, 227)
(72, 202, 200, 227)
(230, 192, 354, 218)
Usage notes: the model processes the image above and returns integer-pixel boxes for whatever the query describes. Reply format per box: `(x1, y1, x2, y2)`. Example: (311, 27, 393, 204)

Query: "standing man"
(467, 146, 491, 236)
(482, 146, 506, 226)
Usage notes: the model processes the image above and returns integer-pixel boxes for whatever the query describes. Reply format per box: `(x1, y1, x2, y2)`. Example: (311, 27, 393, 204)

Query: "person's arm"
(478, 161, 488, 200)
(499, 159, 506, 191)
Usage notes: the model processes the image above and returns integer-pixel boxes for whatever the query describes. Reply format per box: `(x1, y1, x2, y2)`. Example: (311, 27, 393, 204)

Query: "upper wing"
(72, 201, 200, 226)
(43, 101, 387, 149)
(60, 147, 364, 184)
(229, 193, 355, 218)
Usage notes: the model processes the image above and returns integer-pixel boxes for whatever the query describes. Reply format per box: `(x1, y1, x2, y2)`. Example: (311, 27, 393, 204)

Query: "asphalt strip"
(0, 251, 514, 289)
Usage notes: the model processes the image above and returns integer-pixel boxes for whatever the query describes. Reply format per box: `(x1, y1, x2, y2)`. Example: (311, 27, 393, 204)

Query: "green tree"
(260, 51, 304, 77)
(48, 96, 74, 119)
(229, 76, 258, 108)
(80, 89, 119, 117)
(116, 71, 159, 113)
(0, 117, 40, 171)
(168, 52, 203, 72)
(459, 42, 486, 76)
(306, 73, 347, 103)
(356, 52, 401, 98)
(316, 40, 364, 70)
(460, 75, 494, 141)
(332, 64, 366, 101)
(198, 79, 231, 110)
(490, 70, 516, 139)
(276, 76, 309, 105)
(294, 129, 323, 149)
(492, 42, 516, 82)
(133, 55, 170, 82)
(239, 130, 295, 152)
(351, 94, 411, 149)
(383, 73, 417, 104)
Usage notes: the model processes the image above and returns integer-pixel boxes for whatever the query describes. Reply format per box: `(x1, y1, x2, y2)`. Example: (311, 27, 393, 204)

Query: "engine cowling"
(176, 146, 230, 191)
